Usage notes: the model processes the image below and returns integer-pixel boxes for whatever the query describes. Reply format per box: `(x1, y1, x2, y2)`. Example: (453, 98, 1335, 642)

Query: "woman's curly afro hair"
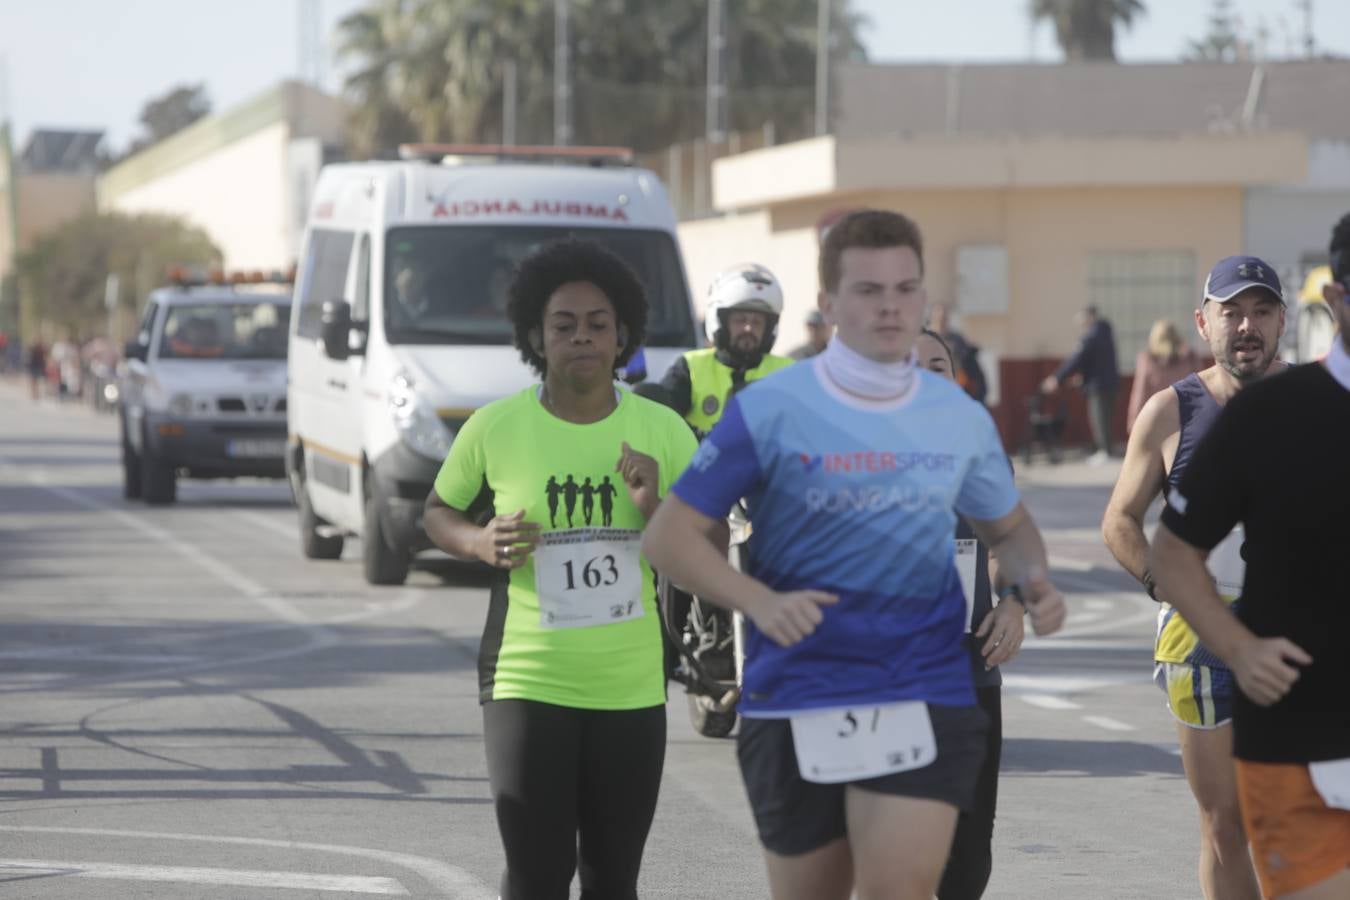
(506, 238, 648, 377)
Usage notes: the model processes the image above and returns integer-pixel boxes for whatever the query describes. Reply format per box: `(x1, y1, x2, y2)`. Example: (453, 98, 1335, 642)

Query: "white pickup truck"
(119, 283, 292, 504)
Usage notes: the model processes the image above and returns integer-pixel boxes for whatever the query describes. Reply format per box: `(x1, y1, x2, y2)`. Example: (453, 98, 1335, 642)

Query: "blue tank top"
(1160, 371, 1235, 670)
(1167, 373, 1222, 494)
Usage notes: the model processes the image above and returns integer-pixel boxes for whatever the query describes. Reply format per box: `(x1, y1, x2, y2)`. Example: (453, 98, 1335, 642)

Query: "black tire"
(295, 462, 343, 560)
(363, 489, 409, 586)
(140, 432, 177, 505)
(687, 692, 737, 739)
(120, 415, 142, 500)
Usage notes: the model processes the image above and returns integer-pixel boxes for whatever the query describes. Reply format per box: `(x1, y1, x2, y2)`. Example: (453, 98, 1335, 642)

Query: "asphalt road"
(0, 378, 1206, 899)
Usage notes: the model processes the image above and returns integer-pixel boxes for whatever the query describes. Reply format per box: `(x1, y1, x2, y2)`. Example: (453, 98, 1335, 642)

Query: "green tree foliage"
(126, 84, 213, 156)
(1029, 0, 1146, 61)
(16, 213, 220, 340)
(1184, 0, 1244, 62)
(336, 0, 868, 158)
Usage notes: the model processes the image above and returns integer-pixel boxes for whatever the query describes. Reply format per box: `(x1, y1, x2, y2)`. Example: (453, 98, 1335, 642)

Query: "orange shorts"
(1235, 758, 1350, 898)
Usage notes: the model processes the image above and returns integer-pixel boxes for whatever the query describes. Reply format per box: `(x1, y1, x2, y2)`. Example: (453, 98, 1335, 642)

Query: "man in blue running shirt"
(644, 210, 1067, 900)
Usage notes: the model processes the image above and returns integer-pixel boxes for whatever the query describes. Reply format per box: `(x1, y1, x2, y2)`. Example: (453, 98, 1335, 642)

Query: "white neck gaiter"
(1324, 337, 1350, 392)
(819, 335, 916, 401)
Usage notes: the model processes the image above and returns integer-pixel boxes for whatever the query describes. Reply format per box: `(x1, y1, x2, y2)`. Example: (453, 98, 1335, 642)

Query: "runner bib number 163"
(790, 701, 937, 784)
(533, 528, 644, 629)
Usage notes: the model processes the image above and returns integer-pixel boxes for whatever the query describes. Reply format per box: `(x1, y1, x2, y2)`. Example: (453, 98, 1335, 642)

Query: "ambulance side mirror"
(320, 299, 356, 361)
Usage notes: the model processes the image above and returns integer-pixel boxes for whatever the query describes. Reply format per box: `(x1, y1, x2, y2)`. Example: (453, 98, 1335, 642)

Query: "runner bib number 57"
(790, 700, 937, 784)
(534, 528, 644, 629)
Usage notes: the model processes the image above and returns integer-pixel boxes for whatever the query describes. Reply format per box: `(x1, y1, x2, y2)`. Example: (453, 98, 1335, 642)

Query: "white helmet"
(704, 263, 784, 351)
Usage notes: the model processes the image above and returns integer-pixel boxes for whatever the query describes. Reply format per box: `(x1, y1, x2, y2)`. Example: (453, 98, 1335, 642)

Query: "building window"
(1087, 251, 1195, 371)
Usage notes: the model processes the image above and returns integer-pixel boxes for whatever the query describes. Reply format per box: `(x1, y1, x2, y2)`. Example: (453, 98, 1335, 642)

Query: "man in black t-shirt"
(1150, 215, 1350, 900)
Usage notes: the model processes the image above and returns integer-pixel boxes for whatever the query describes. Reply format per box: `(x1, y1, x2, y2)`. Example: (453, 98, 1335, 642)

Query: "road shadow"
(0, 692, 491, 805)
(0, 617, 481, 696)
(1002, 737, 1185, 778)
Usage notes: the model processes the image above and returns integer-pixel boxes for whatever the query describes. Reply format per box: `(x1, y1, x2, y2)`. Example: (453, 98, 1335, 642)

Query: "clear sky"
(2, 0, 1346, 152)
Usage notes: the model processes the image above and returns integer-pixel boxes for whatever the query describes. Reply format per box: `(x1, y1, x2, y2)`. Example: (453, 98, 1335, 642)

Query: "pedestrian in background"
(1126, 319, 1201, 433)
(930, 302, 988, 403)
(1041, 306, 1120, 464)
(24, 339, 46, 401)
(787, 309, 831, 360)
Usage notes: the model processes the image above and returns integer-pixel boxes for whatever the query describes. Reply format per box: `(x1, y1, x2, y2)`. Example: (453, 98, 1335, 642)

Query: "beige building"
(100, 81, 346, 273)
(0, 130, 103, 340)
(677, 61, 1349, 447)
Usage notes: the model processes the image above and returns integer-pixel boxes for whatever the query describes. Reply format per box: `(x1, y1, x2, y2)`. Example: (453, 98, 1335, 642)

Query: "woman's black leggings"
(483, 699, 667, 900)
(938, 686, 1003, 900)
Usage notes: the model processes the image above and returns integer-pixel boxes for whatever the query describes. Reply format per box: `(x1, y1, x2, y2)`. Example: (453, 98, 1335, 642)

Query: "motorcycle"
(658, 502, 751, 738)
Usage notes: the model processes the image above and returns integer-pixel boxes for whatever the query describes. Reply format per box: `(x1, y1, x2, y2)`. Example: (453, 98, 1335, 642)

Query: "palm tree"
(1184, 0, 1243, 62)
(1030, 0, 1147, 61)
(335, 0, 419, 157)
(336, 0, 868, 154)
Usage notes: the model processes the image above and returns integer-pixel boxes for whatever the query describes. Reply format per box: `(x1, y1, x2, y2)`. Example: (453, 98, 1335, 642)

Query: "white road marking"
(1018, 694, 1082, 711)
(0, 859, 407, 895)
(1016, 638, 1153, 651)
(1026, 604, 1159, 641)
(1048, 555, 1095, 572)
(1081, 715, 1136, 732)
(1041, 526, 1121, 542)
(1003, 673, 1148, 694)
(0, 462, 428, 692)
(0, 826, 494, 898)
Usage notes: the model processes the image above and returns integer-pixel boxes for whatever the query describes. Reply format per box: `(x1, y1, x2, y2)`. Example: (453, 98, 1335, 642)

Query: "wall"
(1243, 140, 1350, 273)
(678, 210, 827, 353)
(16, 173, 97, 250)
(106, 122, 291, 271)
(679, 183, 1246, 449)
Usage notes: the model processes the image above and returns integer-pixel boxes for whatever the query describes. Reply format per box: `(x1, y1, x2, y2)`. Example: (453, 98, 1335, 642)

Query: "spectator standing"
(1126, 319, 1201, 433)
(930, 302, 988, 403)
(1042, 306, 1120, 463)
(787, 309, 832, 360)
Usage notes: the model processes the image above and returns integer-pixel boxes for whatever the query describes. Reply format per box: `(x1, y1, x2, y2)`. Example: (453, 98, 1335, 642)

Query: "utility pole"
(1297, 0, 1314, 58)
(554, 0, 573, 146)
(814, 0, 831, 137)
(297, 0, 323, 87)
(0, 53, 9, 127)
(502, 60, 518, 146)
(706, 0, 727, 144)
(104, 274, 120, 345)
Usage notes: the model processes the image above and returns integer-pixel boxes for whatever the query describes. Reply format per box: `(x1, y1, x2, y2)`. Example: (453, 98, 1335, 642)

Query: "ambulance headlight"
(389, 371, 452, 461)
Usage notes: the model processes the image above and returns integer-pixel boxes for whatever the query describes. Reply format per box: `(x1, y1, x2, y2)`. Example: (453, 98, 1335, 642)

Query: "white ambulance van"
(287, 144, 698, 585)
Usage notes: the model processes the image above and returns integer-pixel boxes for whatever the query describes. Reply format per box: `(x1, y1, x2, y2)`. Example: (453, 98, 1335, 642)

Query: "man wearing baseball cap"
(1150, 225, 1350, 898)
(1103, 254, 1287, 900)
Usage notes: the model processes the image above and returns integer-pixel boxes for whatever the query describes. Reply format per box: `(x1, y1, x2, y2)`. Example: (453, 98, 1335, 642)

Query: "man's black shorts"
(736, 702, 988, 857)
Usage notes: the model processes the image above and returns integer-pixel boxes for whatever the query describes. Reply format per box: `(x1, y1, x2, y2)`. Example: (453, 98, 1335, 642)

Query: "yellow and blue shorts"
(1154, 601, 1237, 729)
(1153, 661, 1235, 728)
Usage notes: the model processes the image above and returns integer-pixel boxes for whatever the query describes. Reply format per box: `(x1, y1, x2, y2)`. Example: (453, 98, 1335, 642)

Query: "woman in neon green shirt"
(423, 239, 697, 900)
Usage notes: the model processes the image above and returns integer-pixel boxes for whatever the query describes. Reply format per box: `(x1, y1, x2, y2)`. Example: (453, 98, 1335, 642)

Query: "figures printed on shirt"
(543, 472, 621, 527)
